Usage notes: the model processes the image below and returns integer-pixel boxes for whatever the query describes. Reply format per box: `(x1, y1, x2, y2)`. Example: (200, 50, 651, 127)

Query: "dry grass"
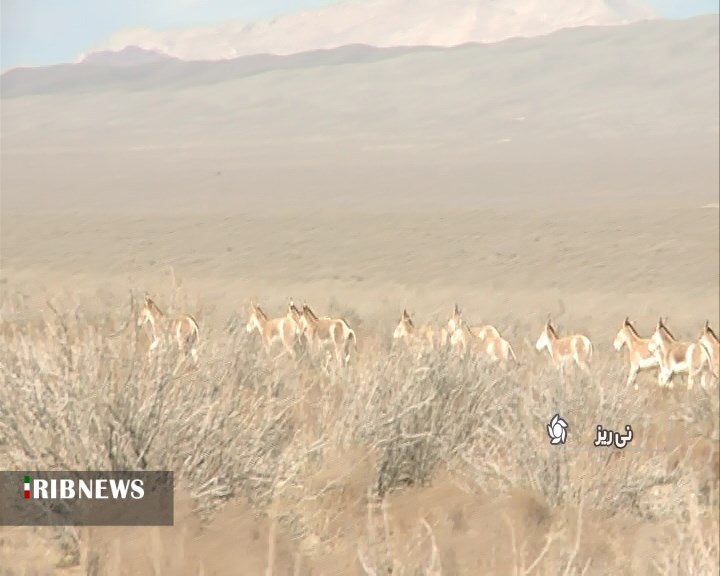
(0, 286, 718, 575)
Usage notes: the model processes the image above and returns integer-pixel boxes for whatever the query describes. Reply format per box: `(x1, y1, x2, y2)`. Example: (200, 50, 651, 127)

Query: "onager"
(245, 301, 301, 358)
(535, 320, 593, 375)
(286, 298, 305, 341)
(136, 293, 200, 365)
(299, 303, 357, 367)
(450, 318, 517, 368)
(446, 304, 500, 352)
(699, 321, 719, 382)
(648, 318, 710, 389)
(613, 316, 659, 389)
(392, 309, 440, 356)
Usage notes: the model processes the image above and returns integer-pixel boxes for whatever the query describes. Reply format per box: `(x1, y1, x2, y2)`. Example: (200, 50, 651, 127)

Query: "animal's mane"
(658, 322, 675, 341)
(145, 297, 164, 316)
(304, 305, 319, 321)
(254, 305, 267, 320)
(462, 321, 475, 337)
(624, 319, 640, 338)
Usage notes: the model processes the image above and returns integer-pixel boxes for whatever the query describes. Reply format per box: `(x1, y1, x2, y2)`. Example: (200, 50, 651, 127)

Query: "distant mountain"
(2, 14, 716, 155)
(0, 43, 441, 98)
(80, 46, 179, 67)
(79, 0, 657, 62)
(1, 15, 715, 103)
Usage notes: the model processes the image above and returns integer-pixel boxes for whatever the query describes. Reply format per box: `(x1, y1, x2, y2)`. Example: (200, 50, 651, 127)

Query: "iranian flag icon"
(24, 476, 30, 499)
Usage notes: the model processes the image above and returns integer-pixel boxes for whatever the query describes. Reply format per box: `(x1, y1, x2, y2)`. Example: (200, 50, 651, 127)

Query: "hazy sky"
(2, 0, 718, 70)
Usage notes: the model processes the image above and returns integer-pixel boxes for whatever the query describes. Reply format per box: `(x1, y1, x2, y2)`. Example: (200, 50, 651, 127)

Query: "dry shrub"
(0, 287, 718, 575)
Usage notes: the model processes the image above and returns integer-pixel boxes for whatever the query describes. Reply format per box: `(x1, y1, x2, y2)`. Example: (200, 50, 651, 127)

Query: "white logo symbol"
(547, 414, 568, 445)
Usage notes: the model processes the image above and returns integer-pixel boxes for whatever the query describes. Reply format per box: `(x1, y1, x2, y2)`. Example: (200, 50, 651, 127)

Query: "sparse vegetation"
(1, 287, 717, 575)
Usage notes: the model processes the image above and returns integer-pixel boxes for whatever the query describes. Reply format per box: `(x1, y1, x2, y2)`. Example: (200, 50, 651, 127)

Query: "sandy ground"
(2, 142, 718, 336)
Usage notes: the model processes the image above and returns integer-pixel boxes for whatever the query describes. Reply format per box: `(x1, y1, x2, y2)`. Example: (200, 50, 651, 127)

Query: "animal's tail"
(699, 342, 714, 375)
(186, 314, 201, 346)
(509, 342, 518, 363)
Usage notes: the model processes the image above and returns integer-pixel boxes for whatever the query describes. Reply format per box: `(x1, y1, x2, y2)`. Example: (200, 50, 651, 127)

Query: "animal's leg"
(700, 370, 708, 389)
(579, 360, 591, 376)
(661, 369, 673, 389)
(628, 365, 639, 390)
(147, 339, 159, 360)
(284, 341, 296, 359)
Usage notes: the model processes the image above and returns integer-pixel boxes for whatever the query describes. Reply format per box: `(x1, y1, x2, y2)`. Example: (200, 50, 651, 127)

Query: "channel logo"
(2, 471, 173, 526)
(22, 475, 145, 500)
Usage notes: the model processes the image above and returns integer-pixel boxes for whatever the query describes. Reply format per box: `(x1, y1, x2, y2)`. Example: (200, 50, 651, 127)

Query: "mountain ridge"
(79, 0, 657, 62)
(4, 15, 716, 100)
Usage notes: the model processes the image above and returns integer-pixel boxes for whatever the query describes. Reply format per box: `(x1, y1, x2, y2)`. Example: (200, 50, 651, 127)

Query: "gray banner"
(0, 471, 174, 526)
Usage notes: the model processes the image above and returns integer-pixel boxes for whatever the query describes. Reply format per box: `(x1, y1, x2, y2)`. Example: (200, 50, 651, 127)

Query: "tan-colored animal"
(447, 304, 501, 346)
(392, 309, 442, 355)
(245, 301, 301, 358)
(286, 299, 304, 338)
(136, 293, 200, 365)
(613, 317, 659, 389)
(299, 303, 357, 367)
(647, 318, 710, 389)
(450, 318, 517, 367)
(699, 321, 719, 382)
(535, 320, 592, 375)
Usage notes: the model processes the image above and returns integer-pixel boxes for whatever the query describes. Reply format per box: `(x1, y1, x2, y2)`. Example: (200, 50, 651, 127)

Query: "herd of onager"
(135, 292, 719, 389)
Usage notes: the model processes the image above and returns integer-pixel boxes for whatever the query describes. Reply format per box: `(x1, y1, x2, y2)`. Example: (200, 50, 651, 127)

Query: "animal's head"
(535, 320, 552, 351)
(393, 309, 413, 340)
(450, 328, 464, 347)
(137, 293, 154, 327)
(245, 301, 261, 333)
(648, 317, 669, 353)
(447, 304, 462, 334)
(613, 316, 632, 351)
